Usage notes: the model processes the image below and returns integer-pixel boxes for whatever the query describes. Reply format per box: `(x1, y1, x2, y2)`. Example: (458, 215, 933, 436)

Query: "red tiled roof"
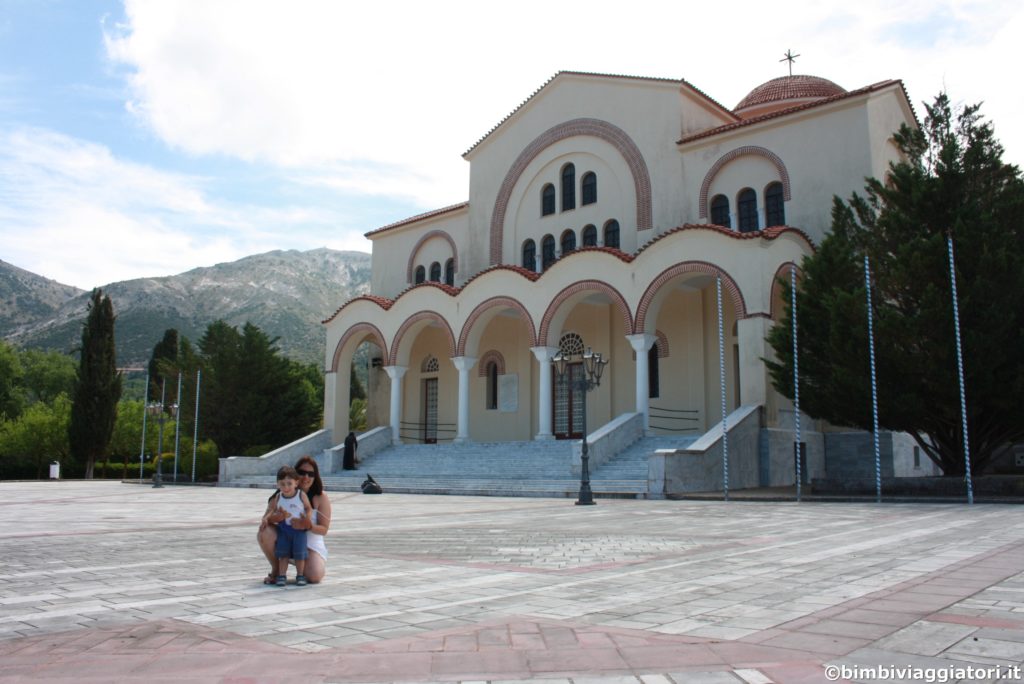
(734, 75, 846, 112)
(324, 226, 815, 324)
(678, 80, 909, 145)
(634, 223, 816, 256)
(463, 71, 737, 157)
(364, 202, 469, 239)
(322, 294, 394, 324)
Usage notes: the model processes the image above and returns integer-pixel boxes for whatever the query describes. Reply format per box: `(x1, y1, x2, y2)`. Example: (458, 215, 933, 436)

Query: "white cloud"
(105, 0, 1023, 198)
(10, 0, 1019, 291)
(0, 126, 371, 289)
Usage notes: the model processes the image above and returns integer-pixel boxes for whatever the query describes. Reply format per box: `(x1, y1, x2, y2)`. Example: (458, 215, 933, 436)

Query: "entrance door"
(553, 362, 584, 439)
(423, 378, 438, 444)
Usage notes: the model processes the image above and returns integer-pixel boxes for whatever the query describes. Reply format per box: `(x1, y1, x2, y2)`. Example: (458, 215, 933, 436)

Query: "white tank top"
(277, 491, 305, 526)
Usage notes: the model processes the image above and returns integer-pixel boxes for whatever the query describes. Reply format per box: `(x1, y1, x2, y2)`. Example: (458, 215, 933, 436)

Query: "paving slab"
(2, 481, 1024, 682)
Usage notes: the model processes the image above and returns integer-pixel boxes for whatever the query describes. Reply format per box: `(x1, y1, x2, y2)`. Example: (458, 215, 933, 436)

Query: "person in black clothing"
(342, 431, 358, 470)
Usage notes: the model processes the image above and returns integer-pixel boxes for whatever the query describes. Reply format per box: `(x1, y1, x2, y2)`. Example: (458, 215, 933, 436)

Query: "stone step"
(226, 435, 696, 499)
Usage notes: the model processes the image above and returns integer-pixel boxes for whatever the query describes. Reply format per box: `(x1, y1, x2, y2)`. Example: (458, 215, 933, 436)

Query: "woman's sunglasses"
(297, 469, 316, 478)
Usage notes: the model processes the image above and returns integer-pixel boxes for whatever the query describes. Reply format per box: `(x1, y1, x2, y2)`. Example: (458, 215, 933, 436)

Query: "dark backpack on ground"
(361, 474, 382, 494)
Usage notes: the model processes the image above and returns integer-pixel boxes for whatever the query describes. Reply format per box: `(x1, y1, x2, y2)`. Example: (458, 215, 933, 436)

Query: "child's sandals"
(275, 575, 287, 587)
(295, 575, 308, 586)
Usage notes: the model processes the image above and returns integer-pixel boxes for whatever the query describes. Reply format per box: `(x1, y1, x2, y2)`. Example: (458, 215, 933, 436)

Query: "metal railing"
(648, 406, 700, 433)
(398, 420, 457, 443)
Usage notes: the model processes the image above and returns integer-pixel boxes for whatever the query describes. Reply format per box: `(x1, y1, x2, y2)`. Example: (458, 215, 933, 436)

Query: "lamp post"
(146, 379, 178, 489)
(552, 346, 608, 506)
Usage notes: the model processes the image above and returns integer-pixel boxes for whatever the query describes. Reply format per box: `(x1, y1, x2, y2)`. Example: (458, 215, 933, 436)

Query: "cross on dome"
(780, 49, 801, 76)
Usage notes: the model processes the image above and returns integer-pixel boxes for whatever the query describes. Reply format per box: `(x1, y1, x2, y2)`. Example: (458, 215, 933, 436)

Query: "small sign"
(498, 374, 518, 412)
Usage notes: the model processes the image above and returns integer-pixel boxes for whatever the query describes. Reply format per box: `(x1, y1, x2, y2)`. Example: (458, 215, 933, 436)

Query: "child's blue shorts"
(275, 523, 308, 561)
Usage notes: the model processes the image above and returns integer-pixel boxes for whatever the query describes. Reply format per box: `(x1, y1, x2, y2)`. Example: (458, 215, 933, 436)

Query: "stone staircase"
(227, 435, 697, 498)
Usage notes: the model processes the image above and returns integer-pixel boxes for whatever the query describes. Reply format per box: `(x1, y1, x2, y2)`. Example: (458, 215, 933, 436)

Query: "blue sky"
(1, 0, 1021, 290)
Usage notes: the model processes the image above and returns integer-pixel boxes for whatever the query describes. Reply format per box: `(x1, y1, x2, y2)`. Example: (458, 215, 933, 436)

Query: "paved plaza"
(1, 482, 1023, 683)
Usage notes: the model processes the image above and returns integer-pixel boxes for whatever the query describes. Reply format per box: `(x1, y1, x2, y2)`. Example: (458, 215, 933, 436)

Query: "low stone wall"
(218, 430, 333, 483)
(812, 475, 1024, 498)
(823, 431, 895, 480)
(323, 426, 391, 473)
(651, 405, 761, 496)
(760, 428, 826, 486)
(571, 412, 643, 475)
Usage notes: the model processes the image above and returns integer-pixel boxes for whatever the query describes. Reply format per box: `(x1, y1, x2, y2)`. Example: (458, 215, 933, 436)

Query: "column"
(626, 333, 657, 432)
(383, 365, 407, 444)
(737, 317, 769, 406)
(451, 356, 478, 443)
(530, 346, 559, 440)
(323, 371, 339, 443)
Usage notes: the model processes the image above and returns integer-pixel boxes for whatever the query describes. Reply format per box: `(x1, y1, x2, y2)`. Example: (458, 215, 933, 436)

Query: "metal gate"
(423, 378, 438, 444)
(553, 362, 584, 439)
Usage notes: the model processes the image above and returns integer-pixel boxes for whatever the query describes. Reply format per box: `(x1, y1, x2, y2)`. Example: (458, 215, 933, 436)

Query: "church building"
(320, 70, 919, 487)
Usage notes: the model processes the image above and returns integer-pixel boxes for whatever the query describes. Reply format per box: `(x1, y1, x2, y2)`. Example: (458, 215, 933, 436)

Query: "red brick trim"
(698, 146, 791, 219)
(405, 230, 458, 284)
(330, 323, 388, 373)
(770, 262, 802, 321)
(388, 311, 456, 366)
(538, 280, 633, 346)
(490, 118, 652, 265)
(477, 350, 507, 377)
(635, 262, 747, 333)
(655, 329, 670, 358)
(457, 296, 538, 356)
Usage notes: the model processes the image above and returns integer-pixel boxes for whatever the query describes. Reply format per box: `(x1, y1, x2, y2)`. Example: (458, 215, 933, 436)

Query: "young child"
(265, 466, 313, 586)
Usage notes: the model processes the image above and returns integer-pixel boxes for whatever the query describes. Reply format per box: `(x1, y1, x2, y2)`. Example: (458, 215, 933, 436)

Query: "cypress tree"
(69, 289, 123, 478)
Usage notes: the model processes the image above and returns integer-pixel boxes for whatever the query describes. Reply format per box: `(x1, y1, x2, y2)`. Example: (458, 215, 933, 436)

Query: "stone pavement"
(1, 482, 1023, 683)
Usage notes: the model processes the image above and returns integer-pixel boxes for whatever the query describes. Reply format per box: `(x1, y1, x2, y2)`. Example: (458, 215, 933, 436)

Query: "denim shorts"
(274, 523, 308, 561)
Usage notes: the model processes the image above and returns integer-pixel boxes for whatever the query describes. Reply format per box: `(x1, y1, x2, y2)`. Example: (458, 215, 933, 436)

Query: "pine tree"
(148, 329, 179, 399)
(198, 321, 320, 456)
(69, 290, 123, 478)
(767, 94, 1024, 475)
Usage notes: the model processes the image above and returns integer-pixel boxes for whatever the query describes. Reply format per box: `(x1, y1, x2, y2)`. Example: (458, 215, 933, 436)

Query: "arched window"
(421, 355, 439, 373)
(581, 172, 597, 205)
(541, 234, 556, 270)
(558, 332, 585, 357)
(765, 182, 785, 227)
(582, 224, 597, 247)
(522, 239, 537, 271)
(429, 261, 441, 282)
(603, 219, 620, 249)
(486, 361, 498, 410)
(414, 265, 426, 284)
(560, 229, 576, 255)
(541, 184, 555, 216)
(648, 344, 660, 399)
(737, 188, 759, 232)
(561, 163, 575, 211)
(444, 258, 455, 286)
(710, 194, 731, 228)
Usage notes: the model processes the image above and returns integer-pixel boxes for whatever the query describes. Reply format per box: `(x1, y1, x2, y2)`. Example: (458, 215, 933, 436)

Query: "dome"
(734, 75, 846, 118)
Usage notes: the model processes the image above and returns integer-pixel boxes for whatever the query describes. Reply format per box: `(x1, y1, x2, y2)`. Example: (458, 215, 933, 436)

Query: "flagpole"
(864, 256, 882, 503)
(139, 372, 150, 480)
(946, 234, 973, 504)
(191, 369, 202, 483)
(791, 264, 801, 502)
(717, 276, 729, 501)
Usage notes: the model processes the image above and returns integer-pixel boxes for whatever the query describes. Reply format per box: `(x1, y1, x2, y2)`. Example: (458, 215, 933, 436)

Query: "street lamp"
(552, 346, 608, 506)
(146, 379, 178, 489)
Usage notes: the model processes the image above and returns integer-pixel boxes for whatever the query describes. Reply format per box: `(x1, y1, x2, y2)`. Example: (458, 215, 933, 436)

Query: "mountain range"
(0, 249, 371, 367)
